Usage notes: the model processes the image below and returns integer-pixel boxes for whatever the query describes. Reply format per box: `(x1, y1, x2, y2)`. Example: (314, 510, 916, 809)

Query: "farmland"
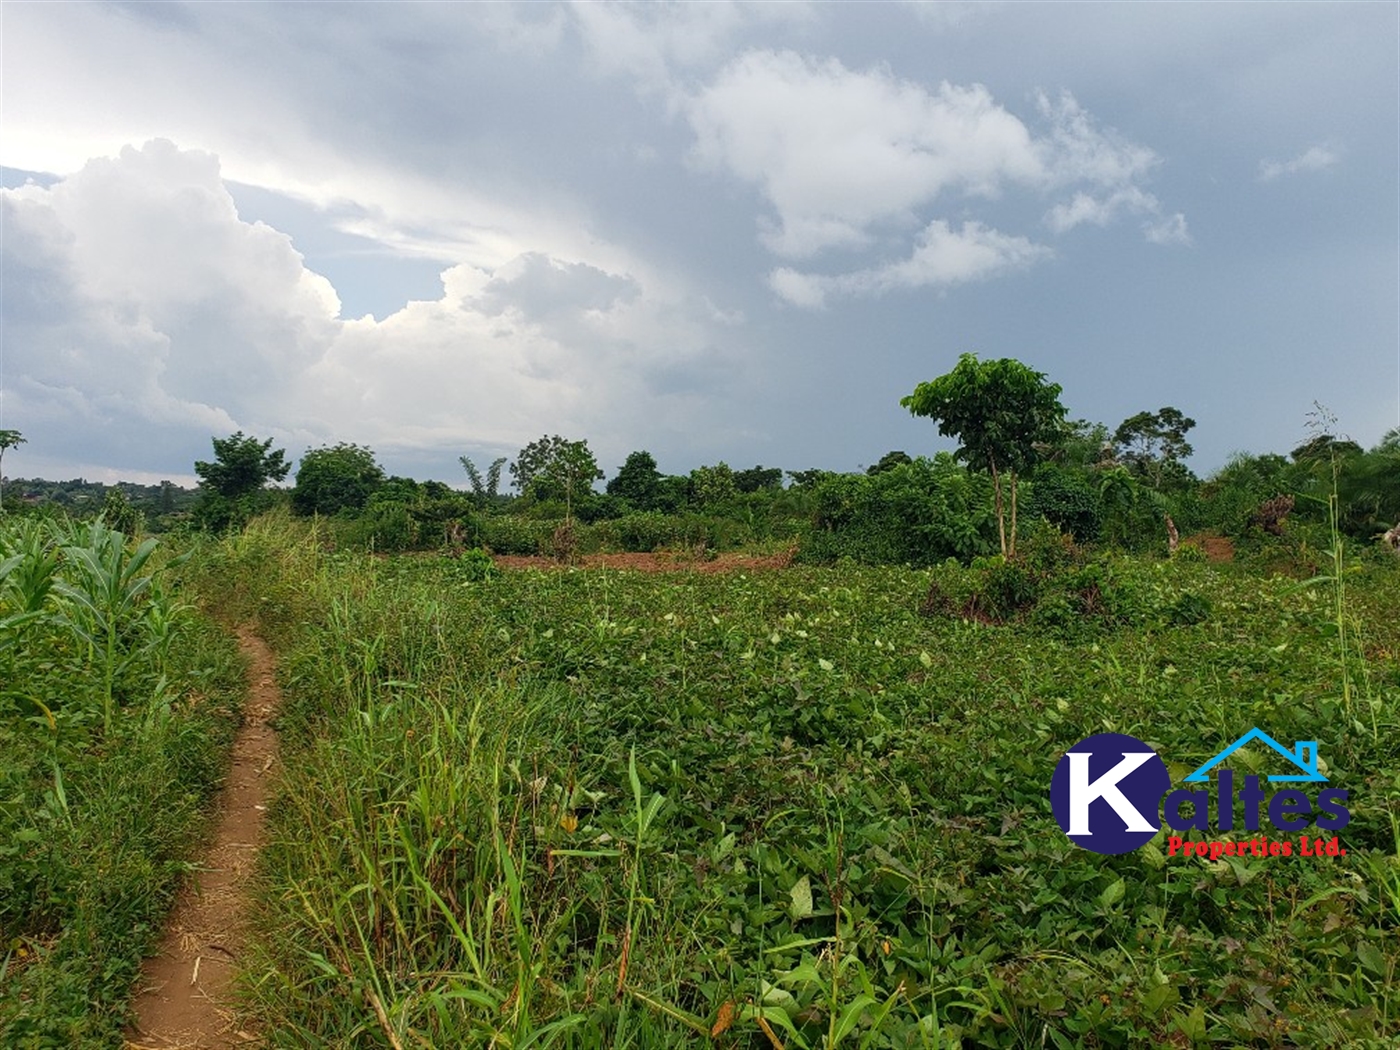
(2, 501, 1398, 1047)
(173, 515, 1396, 1047)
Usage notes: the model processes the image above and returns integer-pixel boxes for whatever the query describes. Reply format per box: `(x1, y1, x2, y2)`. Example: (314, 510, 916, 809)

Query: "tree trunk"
(1008, 470, 1019, 559)
(989, 457, 1007, 558)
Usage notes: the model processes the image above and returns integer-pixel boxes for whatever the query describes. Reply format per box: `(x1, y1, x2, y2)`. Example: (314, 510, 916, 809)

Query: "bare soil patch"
(492, 548, 795, 573)
(125, 628, 280, 1049)
(1182, 532, 1235, 563)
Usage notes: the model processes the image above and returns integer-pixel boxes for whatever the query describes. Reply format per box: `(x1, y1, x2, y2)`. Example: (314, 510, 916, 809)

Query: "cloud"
(1, 140, 745, 476)
(1144, 212, 1191, 246)
(1045, 187, 1159, 234)
(472, 252, 641, 324)
(687, 52, 1183, 273)
(1258, 145, 1340, 182)
(1, 141, 337, 447)
(770, 220, 1051, 307)
(688, 50, 1043, 258)
(569, 1, 812, 92)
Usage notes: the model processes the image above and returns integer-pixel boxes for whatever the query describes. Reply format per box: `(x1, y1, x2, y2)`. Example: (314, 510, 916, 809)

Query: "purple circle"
(1050, 733, 1170, 855)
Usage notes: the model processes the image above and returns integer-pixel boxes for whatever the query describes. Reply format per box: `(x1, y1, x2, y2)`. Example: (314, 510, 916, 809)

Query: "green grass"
(186, 514, 1399, 1047)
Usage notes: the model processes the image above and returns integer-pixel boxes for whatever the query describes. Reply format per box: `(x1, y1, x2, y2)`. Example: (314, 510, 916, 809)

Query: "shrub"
(457, 547, 498, 581)
(802, 457, 996, 566)
(479, 516, 551, 555)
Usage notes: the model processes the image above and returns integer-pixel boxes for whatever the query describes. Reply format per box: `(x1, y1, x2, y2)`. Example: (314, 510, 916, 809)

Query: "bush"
(1025, 466, 1103, 541)
(801, 457, 996, 566)
(479, 516, 552, 555)
(457, 547, 498, 581)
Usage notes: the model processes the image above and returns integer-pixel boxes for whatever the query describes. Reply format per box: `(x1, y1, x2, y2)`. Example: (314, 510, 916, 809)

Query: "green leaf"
(1098, 877, 1125, 908)
(790, 875, 814, 919)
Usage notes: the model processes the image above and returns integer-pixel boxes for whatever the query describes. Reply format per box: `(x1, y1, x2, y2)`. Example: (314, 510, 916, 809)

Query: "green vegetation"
(902, 354, 1067, 559)
(5, 360, 1398, 1045)
(193, 430, 291, 532)
(0, 430, 27, 514)
(184, 513, 1398, 1047)
(0, 517, 244, 1046)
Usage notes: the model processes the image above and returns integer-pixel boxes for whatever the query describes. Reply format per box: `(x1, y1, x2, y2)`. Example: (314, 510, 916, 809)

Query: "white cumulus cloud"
(688, 52, 1184, 301)
(770, 220, 1051, 308)
(689, 50, 1043, 258)
(0, 140, 750, 477)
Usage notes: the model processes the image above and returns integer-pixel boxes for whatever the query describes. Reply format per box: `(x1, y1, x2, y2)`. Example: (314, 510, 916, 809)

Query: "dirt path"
(126, 628, 280, 1049)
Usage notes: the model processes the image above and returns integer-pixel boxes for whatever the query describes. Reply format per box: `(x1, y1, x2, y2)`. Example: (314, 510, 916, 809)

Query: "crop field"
(171, 517, 1400, 1048)
(0, 519, 244, 1046)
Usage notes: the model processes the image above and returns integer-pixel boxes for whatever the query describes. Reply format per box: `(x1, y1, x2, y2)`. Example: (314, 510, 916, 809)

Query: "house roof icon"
(1182, 727, 1327, 784)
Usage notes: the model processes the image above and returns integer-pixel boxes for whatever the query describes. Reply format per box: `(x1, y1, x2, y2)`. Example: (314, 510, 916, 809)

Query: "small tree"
(733, 465, 784, 492)
(195, 432, 290, 497)
(0, 429, 26, 514)
(689, 462, 738, 508)
(866, 451, 913, 476)
(193, 431, 290, 531)
(460, 455, 507, 509)
(607, 451, 662, 508)
(901, 353, 1066, 559)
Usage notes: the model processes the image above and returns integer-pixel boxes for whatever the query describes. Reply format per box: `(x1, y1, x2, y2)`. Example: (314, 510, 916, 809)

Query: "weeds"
(193, 515, 1400, 1045)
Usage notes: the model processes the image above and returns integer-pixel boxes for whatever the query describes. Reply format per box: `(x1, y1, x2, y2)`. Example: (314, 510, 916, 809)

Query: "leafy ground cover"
(191, 515, 1399, 1047)
(0, 518, 246, 1047)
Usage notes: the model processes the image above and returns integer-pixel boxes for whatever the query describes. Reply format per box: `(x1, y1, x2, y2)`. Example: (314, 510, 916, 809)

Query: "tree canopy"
(607, 450, 662, 508)
(901, 353, 1066, 558)
(0, 429, 26, 513)
(1113, 407, 1197, 490)
(292, 443, 385, 516)
(194, 432, 289, 499)
(510, 435, 603, 505)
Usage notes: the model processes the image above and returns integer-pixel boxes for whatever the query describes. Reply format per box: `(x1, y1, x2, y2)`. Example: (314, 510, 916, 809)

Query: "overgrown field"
(192, 517, 1399, 1048)
(0, 519, 246, 1047)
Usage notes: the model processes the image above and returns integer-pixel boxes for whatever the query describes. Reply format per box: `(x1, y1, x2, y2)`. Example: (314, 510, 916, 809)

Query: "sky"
(1, 1, 1396, 488)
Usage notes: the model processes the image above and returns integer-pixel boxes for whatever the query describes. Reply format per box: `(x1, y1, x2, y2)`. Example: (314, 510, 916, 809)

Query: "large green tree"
(192, 431, 290, 531)
(901, 353, 1066, 558)
(1113, 406, 1196, 490)
(510, 435, 603, 508)
(0, 429, 26, 514)
(292, 443, 385, 516)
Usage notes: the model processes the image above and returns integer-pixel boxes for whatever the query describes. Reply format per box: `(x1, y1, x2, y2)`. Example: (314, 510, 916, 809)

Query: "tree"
(901, 353, 1066, 559)
(689, 462, 738, 508)
(292, 443, 385, 516)
(733, 465, 784, 492)
(509, 435, 603, 508)
(194, 432, 290, 498)
(0, 429, 26, 514)
(607, 451, 662, 508)
(192, 431, 290, 531)
(460, 455, 507, 508)
(866, 451, 913, 476)
(1112, 407, 1196, 491)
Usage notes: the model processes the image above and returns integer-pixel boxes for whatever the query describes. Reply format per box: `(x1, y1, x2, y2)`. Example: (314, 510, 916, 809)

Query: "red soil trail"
(125, 628, 280, 1049)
